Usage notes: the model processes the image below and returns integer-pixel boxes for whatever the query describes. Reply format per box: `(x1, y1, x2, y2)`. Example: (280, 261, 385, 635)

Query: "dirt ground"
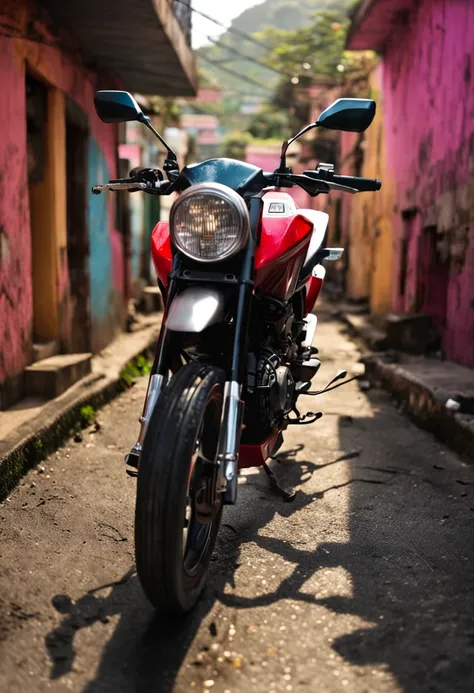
(1, 312, 473, 693)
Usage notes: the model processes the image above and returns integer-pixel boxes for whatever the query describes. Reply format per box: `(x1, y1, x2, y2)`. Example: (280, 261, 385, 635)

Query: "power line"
(173, 0, 274, 50)
(205, 35, 292, 78)
(199, 55, 273, 94)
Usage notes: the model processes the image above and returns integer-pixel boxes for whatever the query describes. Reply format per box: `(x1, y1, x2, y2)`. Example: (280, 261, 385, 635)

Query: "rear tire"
(135, 362, 225, 613)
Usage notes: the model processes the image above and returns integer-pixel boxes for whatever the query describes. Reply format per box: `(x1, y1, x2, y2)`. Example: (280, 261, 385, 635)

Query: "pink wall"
(0, 1, 124, 389)
(0, 37, 32, 385)
(245, 147, 315, 209)
(381, 0, 474, 365)
(197, 89, 221, 104)
(245, 149, 280, 173)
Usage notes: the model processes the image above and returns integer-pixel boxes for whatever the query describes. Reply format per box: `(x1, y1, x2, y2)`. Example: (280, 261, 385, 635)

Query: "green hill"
(198, 0, 349, 95)
(232, 0, 347, 33)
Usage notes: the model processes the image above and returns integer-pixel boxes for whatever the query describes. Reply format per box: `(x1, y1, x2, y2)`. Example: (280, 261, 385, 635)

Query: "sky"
(191, 0, 263, 49)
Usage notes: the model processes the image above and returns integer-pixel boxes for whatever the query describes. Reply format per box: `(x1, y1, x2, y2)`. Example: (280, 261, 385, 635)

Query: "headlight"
(170, 183, 250, 263)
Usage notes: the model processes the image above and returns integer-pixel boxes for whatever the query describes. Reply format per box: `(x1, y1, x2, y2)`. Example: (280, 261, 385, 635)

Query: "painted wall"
(87, 139, 124, 352)
(0, 35, 32, 393)
(119, 141, 144, 290)
(380, 0, 474, 365)
(0, 0, 125, 394)
(337, 64, 394, 316)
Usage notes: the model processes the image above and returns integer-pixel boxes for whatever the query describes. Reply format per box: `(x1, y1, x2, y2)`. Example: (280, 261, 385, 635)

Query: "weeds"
(120, 354, 152, 387)
(79, 405, 96, 427)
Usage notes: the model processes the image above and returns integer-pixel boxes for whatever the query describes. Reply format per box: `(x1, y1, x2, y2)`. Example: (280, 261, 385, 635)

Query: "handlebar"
(303, 168, 381, 193)
(92, 165, 382, 198)
(332, 174, 381, 192)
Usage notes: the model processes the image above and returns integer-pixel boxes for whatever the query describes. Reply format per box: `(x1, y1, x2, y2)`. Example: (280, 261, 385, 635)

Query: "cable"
(174, 0, 274, 50)
(205, 35, 293, 78)
(199, 55, 274, 93)
(261, 356, 278, 382)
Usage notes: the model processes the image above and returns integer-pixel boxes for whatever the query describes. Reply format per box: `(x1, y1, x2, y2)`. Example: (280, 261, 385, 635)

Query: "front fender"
(166, 287, 226, 333)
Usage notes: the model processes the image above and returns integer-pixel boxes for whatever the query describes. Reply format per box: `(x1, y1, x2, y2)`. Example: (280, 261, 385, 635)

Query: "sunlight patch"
(300, 566, 353, 600)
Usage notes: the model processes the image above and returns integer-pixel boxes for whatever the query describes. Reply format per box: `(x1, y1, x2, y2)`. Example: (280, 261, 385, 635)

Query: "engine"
(255, 349, 295, 428)
(243, 295, 302, 437)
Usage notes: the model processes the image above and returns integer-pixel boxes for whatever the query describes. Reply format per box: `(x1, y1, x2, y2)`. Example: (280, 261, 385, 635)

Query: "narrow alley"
(1, 311, 473, 693)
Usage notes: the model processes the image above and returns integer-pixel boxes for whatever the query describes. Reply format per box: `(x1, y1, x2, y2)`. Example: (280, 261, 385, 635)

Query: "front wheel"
(135, 362, 225, 613)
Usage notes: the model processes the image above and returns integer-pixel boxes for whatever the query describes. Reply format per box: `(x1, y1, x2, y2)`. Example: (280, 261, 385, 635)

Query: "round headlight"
(170, 183, 250, 263)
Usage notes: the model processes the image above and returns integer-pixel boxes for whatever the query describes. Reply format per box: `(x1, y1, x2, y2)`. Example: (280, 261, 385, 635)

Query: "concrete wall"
(0, 36, 32, 392)
(0, 0, 125, 397)
(119, 141, 144, 294)
(87, 138, 124, 353)
(381, 0, 474, 365)
(338, 64, 394, 316)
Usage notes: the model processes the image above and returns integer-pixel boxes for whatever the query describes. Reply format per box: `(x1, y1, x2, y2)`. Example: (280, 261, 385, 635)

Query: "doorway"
(26, 73, 55, 346)
(65, 100, 91, 353)
(416, 225, 449, 333)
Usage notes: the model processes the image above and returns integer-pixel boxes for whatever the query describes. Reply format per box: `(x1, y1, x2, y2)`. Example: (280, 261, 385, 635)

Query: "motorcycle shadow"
(43, 446, 316, 692)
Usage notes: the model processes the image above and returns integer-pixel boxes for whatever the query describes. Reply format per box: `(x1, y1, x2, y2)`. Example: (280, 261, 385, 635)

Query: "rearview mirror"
(316, 98, 376, 133)
(94, 90, 145, 124)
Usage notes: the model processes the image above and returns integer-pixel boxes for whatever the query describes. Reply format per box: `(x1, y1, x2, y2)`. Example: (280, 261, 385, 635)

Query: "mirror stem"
(276, 123, 318, 173)
(139, 114, 178, 162)
(277, 141, 290, 174)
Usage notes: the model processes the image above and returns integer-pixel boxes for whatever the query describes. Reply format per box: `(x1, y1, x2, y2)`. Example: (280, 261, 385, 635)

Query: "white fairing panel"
(167, 287, 225, 332)
(262, 194, 297, 218)
(299, 209, 329, 262)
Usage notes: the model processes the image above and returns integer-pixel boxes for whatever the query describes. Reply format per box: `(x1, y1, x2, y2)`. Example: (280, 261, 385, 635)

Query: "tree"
(222, 132, 253, 160)
(258, 10, 349, 79)
(248, 110, 289, 140)
(257, 10, 376, 131)
(197, 1, 348, 98)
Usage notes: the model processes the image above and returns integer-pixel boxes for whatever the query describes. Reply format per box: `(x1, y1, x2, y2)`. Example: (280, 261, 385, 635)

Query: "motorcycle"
(92, 91, 381, 613)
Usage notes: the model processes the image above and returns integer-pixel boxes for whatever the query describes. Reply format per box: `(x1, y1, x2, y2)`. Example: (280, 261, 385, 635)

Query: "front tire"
(135, 362, 225, 613)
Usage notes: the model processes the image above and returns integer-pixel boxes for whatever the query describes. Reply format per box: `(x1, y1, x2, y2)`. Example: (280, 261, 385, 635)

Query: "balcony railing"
(172, 0, 192, 45)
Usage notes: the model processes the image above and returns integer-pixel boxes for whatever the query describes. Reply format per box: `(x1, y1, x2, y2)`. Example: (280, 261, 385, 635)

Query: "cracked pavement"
(1, 312, 473, 693)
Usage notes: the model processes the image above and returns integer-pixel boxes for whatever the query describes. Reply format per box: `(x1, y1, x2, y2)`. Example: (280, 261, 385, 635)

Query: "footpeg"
(287, 407, 323, 425)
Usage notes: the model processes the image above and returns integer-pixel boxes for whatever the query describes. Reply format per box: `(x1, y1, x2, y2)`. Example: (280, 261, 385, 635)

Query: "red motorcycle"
(93, 91, 381, 613)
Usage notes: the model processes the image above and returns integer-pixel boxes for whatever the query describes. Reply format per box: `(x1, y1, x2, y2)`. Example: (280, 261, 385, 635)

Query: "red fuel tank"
(151, 221, 172, 288)
(254, 192, 313, 300)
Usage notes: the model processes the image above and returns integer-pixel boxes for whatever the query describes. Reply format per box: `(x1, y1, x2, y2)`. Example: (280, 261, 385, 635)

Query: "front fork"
(126, 196, 262, 505)
(125, 373, 165, 469)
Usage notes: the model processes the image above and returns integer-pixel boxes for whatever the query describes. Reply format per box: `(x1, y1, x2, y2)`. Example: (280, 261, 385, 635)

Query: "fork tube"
(230, 196, 262, 381)
(221, 196, 263, 504)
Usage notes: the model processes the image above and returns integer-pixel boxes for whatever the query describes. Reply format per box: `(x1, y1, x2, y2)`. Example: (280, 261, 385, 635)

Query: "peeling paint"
(348, 0, 474, 367)
(0, 0, 126, 395)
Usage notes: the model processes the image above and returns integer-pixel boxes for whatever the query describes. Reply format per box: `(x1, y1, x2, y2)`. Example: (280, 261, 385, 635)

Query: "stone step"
(342, 312, 388, 351)
(363, 352, 474, 462)
(32, 340, 58, 363)
(25, 353, 92, 399)
(384, 312, 439, 354)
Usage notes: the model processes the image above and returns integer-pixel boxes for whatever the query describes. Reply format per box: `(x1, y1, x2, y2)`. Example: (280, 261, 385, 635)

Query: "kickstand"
(263, 462, 296, 502)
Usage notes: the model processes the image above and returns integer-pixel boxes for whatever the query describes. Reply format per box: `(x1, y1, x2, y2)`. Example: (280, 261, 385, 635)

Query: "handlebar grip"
(332, 175, 382, 192)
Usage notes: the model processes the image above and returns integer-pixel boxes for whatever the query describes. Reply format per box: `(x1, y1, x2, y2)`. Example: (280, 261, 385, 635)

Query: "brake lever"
(304, 171, 358, 194)
(92, 178, 175, 196)
(284, 174, 331, 197)
(91, 181, 149, 195)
